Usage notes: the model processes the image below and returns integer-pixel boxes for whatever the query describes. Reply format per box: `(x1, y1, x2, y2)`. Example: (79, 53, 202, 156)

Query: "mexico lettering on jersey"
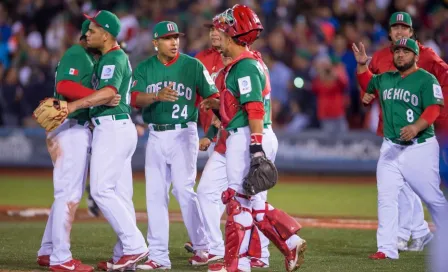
(223, 56, 272, 131)
(131, 53, 218, 125)
(89, 48, 133, 118)
(367, 68, 444, 140)
(54, 44, 95, 121)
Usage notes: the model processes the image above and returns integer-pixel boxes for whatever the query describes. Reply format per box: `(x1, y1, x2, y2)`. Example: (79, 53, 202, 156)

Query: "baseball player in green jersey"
(128, 21, 219, 270)
(203, 5, 306, 272)
(60, 10, 149, 271)
(35, 20, 98, 272)
(353, 38, 448, 260)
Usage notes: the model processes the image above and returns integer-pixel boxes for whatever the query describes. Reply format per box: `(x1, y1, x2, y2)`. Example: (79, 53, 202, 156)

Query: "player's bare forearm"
(248, 119, 264, 134)
(134, 92, 158, 107)
(68, 87, 116, 113)
(414, 118, 429, 132)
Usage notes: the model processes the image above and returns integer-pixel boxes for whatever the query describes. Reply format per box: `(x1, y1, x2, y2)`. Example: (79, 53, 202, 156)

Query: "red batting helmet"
(212, 5, 264, 45)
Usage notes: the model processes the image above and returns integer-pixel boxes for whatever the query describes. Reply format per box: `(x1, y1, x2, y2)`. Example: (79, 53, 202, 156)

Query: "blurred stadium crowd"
(0, 0, 446, 133)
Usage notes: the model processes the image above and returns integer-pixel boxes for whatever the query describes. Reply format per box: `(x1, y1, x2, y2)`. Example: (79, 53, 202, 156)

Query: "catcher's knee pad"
(224, 197, 252, 271)
(253, 207, 301, 256)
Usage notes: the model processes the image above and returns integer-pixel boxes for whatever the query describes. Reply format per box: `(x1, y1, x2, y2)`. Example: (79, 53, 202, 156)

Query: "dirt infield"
(0, 206, 382, 230)
(0, 167, 376, 183)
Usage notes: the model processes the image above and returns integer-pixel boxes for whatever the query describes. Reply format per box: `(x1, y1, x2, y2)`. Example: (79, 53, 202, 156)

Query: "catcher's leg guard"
(247, 225, 262, 259)
(254, 208, 302, 255)
(220, 189, 252, 272)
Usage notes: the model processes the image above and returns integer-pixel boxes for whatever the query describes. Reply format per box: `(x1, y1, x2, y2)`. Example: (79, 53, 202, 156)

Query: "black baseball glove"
(243, 153, 278, 196)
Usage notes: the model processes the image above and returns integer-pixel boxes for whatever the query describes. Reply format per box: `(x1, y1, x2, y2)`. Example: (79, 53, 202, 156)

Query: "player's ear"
(152, 39, 158, 52)
(415, 54, 419, 62)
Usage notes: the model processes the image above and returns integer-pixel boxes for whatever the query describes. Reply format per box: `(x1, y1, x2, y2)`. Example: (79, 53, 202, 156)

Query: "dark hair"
(80, 35, 87, 41)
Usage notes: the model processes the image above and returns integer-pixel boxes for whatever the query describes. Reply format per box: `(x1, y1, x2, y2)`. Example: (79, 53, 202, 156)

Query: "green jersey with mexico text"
(131, 53, 218, 124)
(54, 44, 94, 121)
(225, 58, 272, 131)
(90, 47, 132, 118)
(367, 68, 444, 140)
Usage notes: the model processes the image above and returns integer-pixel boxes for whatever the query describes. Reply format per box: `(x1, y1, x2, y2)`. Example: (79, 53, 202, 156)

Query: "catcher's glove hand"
(243, 153, 278, 196)
(33, 98, 69, 132)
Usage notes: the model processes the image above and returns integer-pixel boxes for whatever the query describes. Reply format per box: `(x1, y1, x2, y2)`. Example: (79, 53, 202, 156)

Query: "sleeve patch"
(101, 65, 116, 79)
(68, 68, 79, 75)
(433, 84, 444, 99)
(203, 70, 215, 85)
(238, 76, 252, 95)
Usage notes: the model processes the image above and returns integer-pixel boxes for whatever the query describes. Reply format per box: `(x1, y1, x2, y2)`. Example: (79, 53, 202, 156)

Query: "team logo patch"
(238, 76, 252, 94)
(203, 70, 215, 85)
(69, 68, 78, 76)
(397, 14, 404, 21)
(101, 65, 115, 79)
(433, 84, 444, 99)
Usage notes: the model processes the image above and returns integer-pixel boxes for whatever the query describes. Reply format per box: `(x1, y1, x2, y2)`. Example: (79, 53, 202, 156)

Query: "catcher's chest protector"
(219, 51, 271, 128)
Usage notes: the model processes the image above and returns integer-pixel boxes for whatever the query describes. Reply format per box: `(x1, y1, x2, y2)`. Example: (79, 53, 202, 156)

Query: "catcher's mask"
(212, 4, 263, 46)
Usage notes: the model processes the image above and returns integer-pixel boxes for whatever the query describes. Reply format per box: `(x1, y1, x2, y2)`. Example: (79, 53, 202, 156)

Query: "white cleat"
(397, 237, 409, 251)
(286, 238, 307, 272)
(408, 232, 433, 251)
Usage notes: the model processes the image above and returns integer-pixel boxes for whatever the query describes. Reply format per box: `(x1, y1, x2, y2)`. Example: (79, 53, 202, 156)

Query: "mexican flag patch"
(69, 68, 79, 75)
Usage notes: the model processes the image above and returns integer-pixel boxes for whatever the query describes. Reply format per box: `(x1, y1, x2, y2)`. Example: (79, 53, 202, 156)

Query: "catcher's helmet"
(212, 4, 263, 45)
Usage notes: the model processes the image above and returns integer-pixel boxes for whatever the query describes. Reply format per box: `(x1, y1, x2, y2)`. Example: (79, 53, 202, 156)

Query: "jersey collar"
(105, 45, 121, 54)
(158, 52, 180, 67)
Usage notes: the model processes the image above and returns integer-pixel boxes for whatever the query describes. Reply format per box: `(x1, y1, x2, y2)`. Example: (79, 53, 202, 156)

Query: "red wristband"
(250, 133, 263, 145)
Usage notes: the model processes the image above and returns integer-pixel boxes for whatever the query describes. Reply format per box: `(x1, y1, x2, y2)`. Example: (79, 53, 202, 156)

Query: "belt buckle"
(156, 124, 167, 131)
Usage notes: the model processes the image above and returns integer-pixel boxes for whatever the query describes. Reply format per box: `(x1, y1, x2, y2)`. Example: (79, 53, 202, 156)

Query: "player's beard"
(394, 57, 416, 72)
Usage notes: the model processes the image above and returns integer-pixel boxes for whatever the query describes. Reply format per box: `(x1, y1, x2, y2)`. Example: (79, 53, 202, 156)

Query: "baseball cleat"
(113, 251, 149, 271)
(98, 259, 136, 271)
(97, 259, 113, 271)
(397, 237, 409, 251)
(136, 259, 171, 270)
(37, 255, 50, 267)
(184, 241, 194, 254)
(408, 232, 433, 251)
(188, 250, 208, 266)
(208, 254, 224, 262)
(250, 258, 269, 268)
(207, 263, 250, 272)
(369, 251, 387, 260)
(285, 238, 307, 271)
(49, 259, 93, 272)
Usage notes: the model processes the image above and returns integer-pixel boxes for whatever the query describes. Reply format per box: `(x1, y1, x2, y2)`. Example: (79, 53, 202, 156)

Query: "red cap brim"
(83, 13, 101, 27)
(157, 32, 185, 39)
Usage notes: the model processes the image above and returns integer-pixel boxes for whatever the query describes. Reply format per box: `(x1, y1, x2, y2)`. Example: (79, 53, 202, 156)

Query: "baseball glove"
(33, 98, 69, 132)
(243, 155, 278, 196)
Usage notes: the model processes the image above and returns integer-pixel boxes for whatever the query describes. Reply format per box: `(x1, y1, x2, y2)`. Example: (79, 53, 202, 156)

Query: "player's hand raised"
(362, 93, 376, 104)
(106, 94, 121, 107)
(352, 42, 371, 65)
(200, 98, 220, 110)
(157, 82, 178, 102)
(400, 124, 419, 141)
(199, 137, 211, 151)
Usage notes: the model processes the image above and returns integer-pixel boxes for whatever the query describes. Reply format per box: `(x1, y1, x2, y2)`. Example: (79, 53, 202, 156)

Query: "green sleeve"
(206, 125, 218, 140)
(366, 74, 381, 94)
(196, 60, 218, 98)
(421, 76, 445, 108)
(130, 64, 147, 93)
(97, 58, 123, 90)
(233, 60, 264, 104)
(56, 52, 89, 83)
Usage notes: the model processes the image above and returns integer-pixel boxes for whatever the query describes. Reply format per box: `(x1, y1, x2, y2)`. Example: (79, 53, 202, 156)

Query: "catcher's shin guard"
(222, 189, 252, 272)
(253, 207, 301, 256)
(247, 225, 262, 259)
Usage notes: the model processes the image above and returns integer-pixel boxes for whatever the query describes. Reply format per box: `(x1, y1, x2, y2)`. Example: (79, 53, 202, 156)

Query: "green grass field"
(0, 175, 431, 271)
(0, 222, 427, 272)
(0, 176, 379, 217)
